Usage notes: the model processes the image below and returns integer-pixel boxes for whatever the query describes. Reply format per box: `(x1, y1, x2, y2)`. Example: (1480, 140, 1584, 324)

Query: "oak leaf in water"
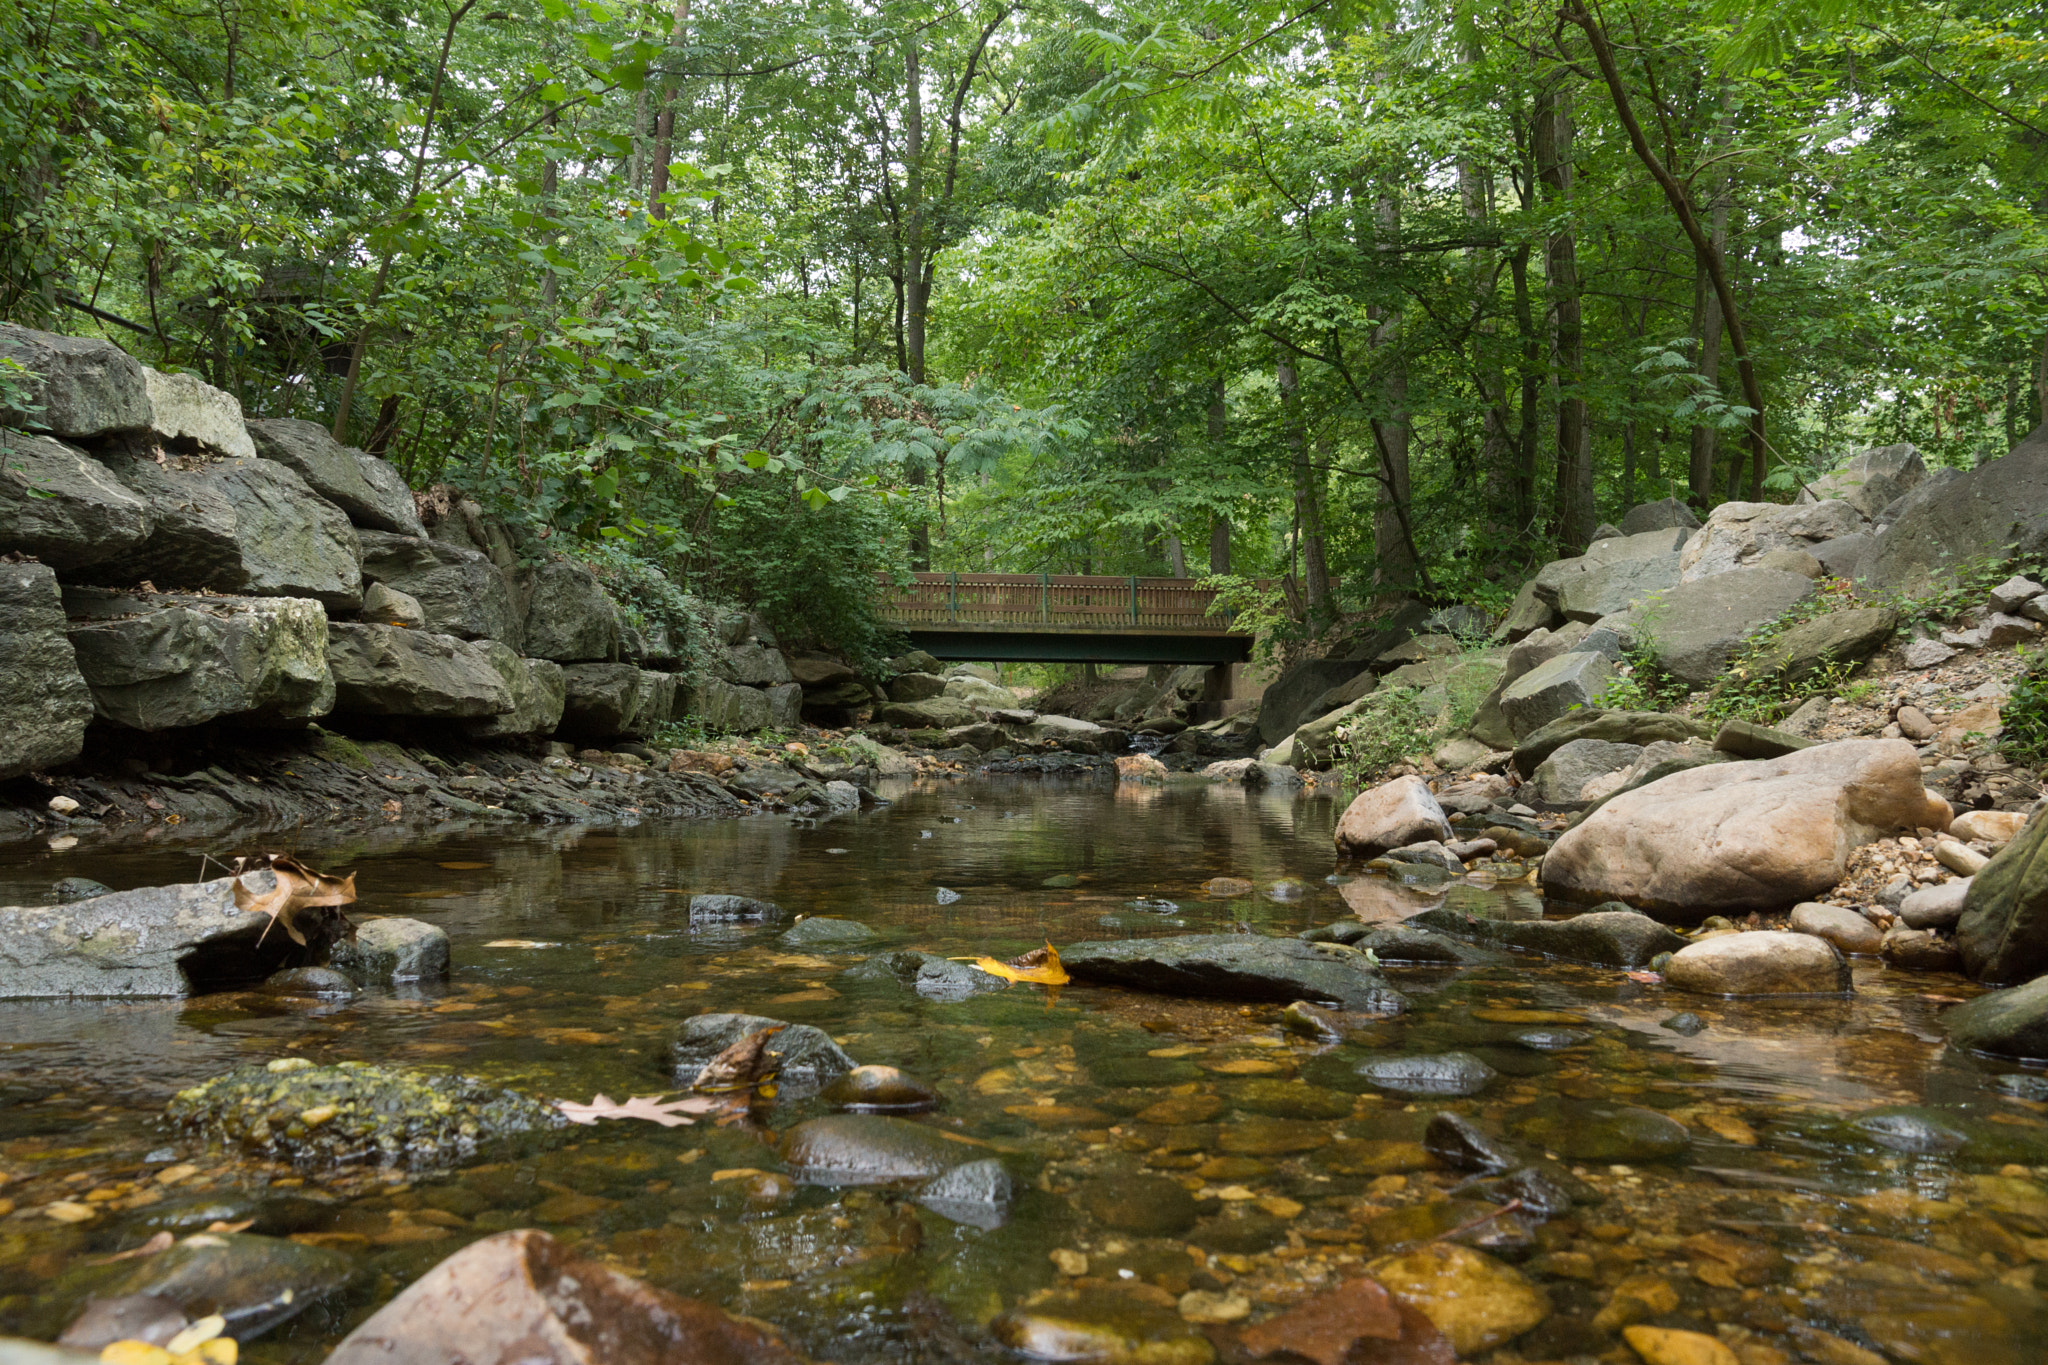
(554, 1093, 724, 1127)
(228, 854, 356, 947)
(956, 942, 1069, 986)
(1235, 1275, 1453, 1365)
(692, 1025, 787, 1092)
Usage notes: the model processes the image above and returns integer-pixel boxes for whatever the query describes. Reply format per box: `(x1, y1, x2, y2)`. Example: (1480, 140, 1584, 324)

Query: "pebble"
(1365, 1242, 1551, 1355)
(1623, 1325, 1739, 1365)
(1176, 1290, 1249, 1324)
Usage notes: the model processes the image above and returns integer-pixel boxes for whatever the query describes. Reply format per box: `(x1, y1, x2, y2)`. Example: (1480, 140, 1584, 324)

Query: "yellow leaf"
(960, 943, 1069, 986)
(100, 1344, 172, 1365)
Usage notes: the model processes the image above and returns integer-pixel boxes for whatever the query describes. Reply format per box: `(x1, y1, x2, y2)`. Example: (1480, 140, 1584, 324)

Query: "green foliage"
(2003, 649, 2048, 767)
(1327, 689, 1433, 790)
(1196, 574, 1300, 662)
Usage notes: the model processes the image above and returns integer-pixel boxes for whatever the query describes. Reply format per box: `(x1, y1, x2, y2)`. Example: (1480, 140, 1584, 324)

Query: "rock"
(1753, 547, 1824, 577)
(779, 1114, 965, 1184)
(89, 1231, 354, 1342)
(1260, 658, 1373, 745)
(1349, 926, 1511, 966)
(56, 1296, 190, 1353)
(1936, 699, 2003, 747)
(1363, 1243, 1549, 1355)
(686, 677, 772, 732)
(0, 325, 154, 438)
(780, 917, 879, 949)
(168, 1061, 561, 1166)
(1620, 497, 1700, 534)
(1062, 934, 1407, 1012)
(1077, 1175, 1200, 1235)
(842, 950, 1008, 1000)
(1900, 879, 1971, 930)
(1935, 839, 1990, 876)
(1882, 926, 1963, 972)
(886, 671, 948, 702)
(1943, 973, 2048, 1058)
(989, 1303, 1212, 1364)
(135, 367, 254, 458)
(0, 563, 93, 780)
(0, 431, 154, 568)
(1027, 713, 1121, 753)
(62, 588, 333, 730)
(1901, 638, 1956, 669)
(0, 874, 342, 998)
(1536, 530, 1689, 621)
(790, 655, 856, 688)
(518, 559, 622, 662)
(1511, 708, 1713, 776)
(1952, 811, 2027, 845)
(1334, 775, 1452, 857)
(1499, 651, 1611, 740)
(1526, 738, 1643, 806)
(323, 1228, 806, 1365)
(50, 877, 112, 902)
(1864, 426, 2048, 592)
(356, 531, 519, 643)
(326, 623, 513, 718)
(1679, 500, 1868, 581)
(1622, 1326, 1740, 1365)
(1494, 579, 1560, 642)
(1789, 903, 1884, 954)
(1374, 633, 1462, 670)
(559, 663, 672, 738)
(1811, 531, 1875, 580)
(945, 674, 1013, 708)
(1989, 575, 2047, 613)
(263, 965, 359, 997)
(876, 696, 980, 730)
(820, 1065, 939, 1113)
(1355, 1052, 1497, 1096)
(1956, 812, 2048, 984)
(1542, 740, 1951, 917)
(1504, 1097, 1690, 1161)
(1799, 443, 1926, 520)
(688, 894, 781, 921)
(1746, 606, 1899, 684)
(1664, 931, 1852, 995)
(670, 1012, 852, 1090)
(917, 1159, 1013, 1229)
(329, 917, 449, 984)
(1711, 717, 1814, 760)
(244, 418, 423, 535)
(1407, 907, 1686, 968)
(723, 642, 793, 687)
(359, 580, 425, 627)
(464, 649, 566, 739)
(1384, 841, 1465, 873)
(1634, 567, 1817, 683)
(1425, 1113, 1522, 1173)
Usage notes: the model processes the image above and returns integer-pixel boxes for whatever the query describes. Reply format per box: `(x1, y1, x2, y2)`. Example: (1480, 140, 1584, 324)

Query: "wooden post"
(1129, 576, 1139, 624)
(1040, 573, 1049, 623)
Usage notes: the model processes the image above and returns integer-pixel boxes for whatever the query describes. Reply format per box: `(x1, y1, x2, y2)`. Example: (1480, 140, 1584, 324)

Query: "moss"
(308, 726, 373, 771)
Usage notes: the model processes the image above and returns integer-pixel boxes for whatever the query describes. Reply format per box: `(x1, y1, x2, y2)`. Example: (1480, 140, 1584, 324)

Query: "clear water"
(1, 776, 2044, 1364)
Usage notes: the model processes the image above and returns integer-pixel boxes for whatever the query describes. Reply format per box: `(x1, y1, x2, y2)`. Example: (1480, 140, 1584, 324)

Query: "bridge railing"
(877, 572, 1238, 633)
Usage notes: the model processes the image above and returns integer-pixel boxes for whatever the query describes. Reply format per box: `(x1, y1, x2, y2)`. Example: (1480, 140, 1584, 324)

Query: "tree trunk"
(1371, 192, 1416, 591)
(1686, 89, 1735, 506)
(1277, 359, 1330, 625)
(1535, 72, 1594, 553)
(1165, 536, 1187, 577)
(1508, 245, 1540, 537)
(647, 0, 691, 220)
(903, 39, 927, 385)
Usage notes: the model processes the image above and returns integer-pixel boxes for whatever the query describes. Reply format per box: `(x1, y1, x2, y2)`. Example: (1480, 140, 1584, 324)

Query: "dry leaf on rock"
(228, 853, 356, 947)
(555, 1094, 726, 1128)
(692, 1025, 787, 1093)
(91, 1230, 174, 1264)
(957, 942, 1070, 986)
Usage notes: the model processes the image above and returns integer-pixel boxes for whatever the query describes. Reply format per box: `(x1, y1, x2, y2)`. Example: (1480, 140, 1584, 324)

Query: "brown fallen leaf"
(555, 1093, 727, 1127)
(229, 853, 357, 947)
(1235, 1275, 1402, 1365)
(692, 1025, 787, 1093)
(203, 1219, 255, 1234)
(91, 1230, 174, 1264)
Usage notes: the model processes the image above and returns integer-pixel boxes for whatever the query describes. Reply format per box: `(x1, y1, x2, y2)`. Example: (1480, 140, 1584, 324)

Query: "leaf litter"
(554, 1094, 730, 1128)
(226, 853, 356, 947)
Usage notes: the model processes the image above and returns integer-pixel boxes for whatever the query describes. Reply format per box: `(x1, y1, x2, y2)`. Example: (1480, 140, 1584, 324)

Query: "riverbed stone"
(1499, 652, 1611, 740)
(463, 648, 566, 739)
(669, 1012, 853, 1089)
(1504, 1097, 1691, 1162)
(1952, 811, 2027, 846)
(1062, 934, 1407, 1012)
(1789, 903, 1884, 954)
(1364, 1243, 1549, 1355)
(841, 950, 1009, 1000)
(1635, 567, 1817, 683)
(876, 696, 980, 730)
(1355, 1052, 1498, 1097)
(687, 894, 782, 921)
(916, 1159, 1013, 1229)
(1542, 739, 1951, 918)
(0, 874, 340, 998)
(780, 916, 879, 949)
(1526, 739, 1642, 807)
(356, 531, 519, 643)
(92, 1232, 355, 1343)
(328, 917, 449, 985)
(0, 563, 94, 780)
(0, 432, 154, 569)
(1511, 708, 1713, 777)
(62, 588, 333, 730)
(1863, 427, 2048, 594)
(779, 1113, 964, 1184)
(518, 559, 623, 663)
(325, 623, 513, 718)
(1334, 775, 1452, 857)
(1957, 811, 2048, 984)
(1901, 879, 1971, 930)
(0, 324, 153, 438)
(262, 965, 359, 997)
(245, 418, 423, 535)
(324, 1228, 807, 1365)
(1883, 925, 1964, 972)
(821, 1065, 939, 1113)
(1944, 974, 2048, 1059)
(1406, 907, 1686, 969)
(685, 678, 772, 732)
(1664, 931, 1852, 996)
(1078, 1175, 1200, 1235)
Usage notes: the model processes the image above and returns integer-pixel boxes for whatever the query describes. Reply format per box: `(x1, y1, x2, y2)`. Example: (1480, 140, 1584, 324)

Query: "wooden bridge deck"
(876, 573, 1252, 664)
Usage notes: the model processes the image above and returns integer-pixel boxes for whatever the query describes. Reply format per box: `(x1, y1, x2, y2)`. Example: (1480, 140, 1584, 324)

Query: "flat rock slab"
(1637, 567, 1816, 683)
(1405, 908, 1686, 969)
(356, 531, 519, 643)
(1665, 931, 1852, 996)
(1062, 934, 1408, 1012)
(247, 418, 424, 536)
(326, 623, 514, 718)
(0, 432, 153, 569)
(1512, 709, 1712, 778)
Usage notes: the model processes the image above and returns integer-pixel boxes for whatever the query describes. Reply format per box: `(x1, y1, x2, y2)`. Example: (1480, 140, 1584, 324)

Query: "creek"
(0, 775, 2043, 1364)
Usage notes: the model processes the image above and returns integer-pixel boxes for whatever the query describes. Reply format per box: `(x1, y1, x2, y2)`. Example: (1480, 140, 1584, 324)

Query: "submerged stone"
(1511, 1028, 1592, 1050)
(687, 893, 782, 922)
(841, 950, 1007, 1000)
(821, 1065, 941, 1113)
(779, 916, 880, 949)
(989, 1297, 1214, 1365)
(1425, 1112, 1521, 1173)
(1220, 1078, 1353, 1120)
(94, 1232, 357, 1343)
(1062, 934, 1408, 1013)
(668, 1012, 855, 1092)
(916, 1158, 1014, 1229)
(259, 966, 359, 998)
(1356, 1052, 1498, 1097)
(1365, 1243, 1551, 1355)
(1504, 1098, 1691, 1163)
(778, 1114, 967, 1185)
(1076, 1175, 1199, 1236)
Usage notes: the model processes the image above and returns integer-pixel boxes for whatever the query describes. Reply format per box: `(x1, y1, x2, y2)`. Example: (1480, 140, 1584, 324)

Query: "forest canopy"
(4, 0, 2044, 647)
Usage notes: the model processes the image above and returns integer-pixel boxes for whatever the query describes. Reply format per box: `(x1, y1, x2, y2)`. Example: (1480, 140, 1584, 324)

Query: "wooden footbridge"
(876, 573, 1254, 664)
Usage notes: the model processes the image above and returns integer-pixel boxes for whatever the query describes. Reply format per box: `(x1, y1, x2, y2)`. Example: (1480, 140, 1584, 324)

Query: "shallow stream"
(2, 776, 2045, 1364)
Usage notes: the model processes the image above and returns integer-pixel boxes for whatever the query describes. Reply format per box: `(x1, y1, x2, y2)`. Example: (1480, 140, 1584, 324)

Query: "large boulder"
(1542, 739, 1952, 918)
(0, 874, 337, 997)
(1029, 713, 1119, 753)
(1943, 973, 2048, 1060)
(1525, 738, 1642, 807)
(1797, 443, 1925, 521)
(1062, 934, 1407, 1012)
(559, 663, 673, 739)
(325, 623, 513, 718)
(1511, 708, 1713, 777)
(1533, 528, 1690, 621)
(1334, 775, 1452, 857)
(324, 1229, 808, 1365)
(721, 642, 792, 686)
(357, 531, 519, 644)
(1499, 651, 1610, 740)
(463, 648, 566, 739)
(1678, 500, 1868, 582)
(1493, 579, 1559, 642)
(139, 367, 255, 459)
(0, 563, 93, 779)
(518, 559, 622, 662)
(245, 418, 424, 535)
(1619, 497, 1700, 534)
(686, 678, 773, 732)
(1260, 658, 1372, 745)
(1746, 606, 1898, 685)
(764, 680, 802, 729)
(1664, 931, 1852, 996)
(1406, 907, 1685, 968)
(0, 432, 153, 569)
(0, 323, 151, 438)
(1863, 424, 2048, 593)
(63, 587, 333, 730)
(875, 696, 979, 730)
(1955, 811, 2048, 985)
(1633, 567, 1815, 683)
